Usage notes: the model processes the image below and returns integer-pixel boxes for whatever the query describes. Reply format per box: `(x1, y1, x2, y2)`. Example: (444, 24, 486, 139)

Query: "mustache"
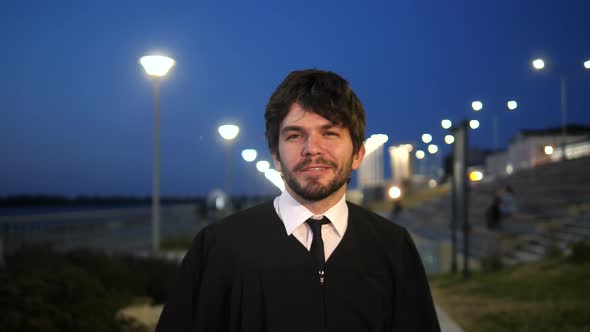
(294, 157, 337, 172)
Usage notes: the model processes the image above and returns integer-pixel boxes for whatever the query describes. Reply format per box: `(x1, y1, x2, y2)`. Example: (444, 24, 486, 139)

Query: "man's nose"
(302, 135, 323, 155)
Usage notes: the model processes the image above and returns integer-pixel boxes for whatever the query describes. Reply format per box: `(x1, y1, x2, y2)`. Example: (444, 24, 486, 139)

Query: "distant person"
(500, 185, 516, 217)
(486, 190, 502, 230)
(155, 69, 440, 332)
(391, 199, 403, 218)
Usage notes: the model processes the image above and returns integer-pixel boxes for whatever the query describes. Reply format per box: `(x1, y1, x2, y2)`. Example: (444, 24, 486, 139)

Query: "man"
(156, 69, 441, 332)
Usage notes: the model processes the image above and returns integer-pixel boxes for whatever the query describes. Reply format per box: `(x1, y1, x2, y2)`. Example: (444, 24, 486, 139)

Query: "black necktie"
(306, 217, 331, 281)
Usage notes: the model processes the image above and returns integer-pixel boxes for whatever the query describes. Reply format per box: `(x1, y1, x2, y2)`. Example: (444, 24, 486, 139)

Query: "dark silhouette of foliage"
(0, 245, 180, 332)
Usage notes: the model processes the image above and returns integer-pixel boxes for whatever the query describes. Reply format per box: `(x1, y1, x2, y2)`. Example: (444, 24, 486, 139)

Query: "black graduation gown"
(156, 201, 440, 332)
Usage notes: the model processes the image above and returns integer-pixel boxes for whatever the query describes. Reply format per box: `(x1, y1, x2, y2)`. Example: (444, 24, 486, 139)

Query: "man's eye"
(286, 134, 302, 140)
(324, 131, 339, 136)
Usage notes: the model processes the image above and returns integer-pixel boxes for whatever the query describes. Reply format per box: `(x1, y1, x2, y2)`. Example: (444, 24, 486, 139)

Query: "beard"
(279, 156, 353, 201)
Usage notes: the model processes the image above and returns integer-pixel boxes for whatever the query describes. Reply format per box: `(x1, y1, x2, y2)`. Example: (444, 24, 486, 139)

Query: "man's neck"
(286, 186, 346, 215)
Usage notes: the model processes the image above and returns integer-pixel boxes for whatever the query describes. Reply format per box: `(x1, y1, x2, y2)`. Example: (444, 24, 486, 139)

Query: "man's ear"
(272, 153, 282, 172)
(351, 144, 365, 171)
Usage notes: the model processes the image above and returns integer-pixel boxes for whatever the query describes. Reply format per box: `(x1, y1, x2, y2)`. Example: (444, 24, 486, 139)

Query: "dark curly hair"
(265, 69, 366, 157)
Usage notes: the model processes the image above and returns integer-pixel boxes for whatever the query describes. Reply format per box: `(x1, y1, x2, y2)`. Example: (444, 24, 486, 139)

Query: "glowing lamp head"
(416, 150, 425, 160)
(428, 144, 438, 154)
(441, 119, 452, 129)
(139, 55, 175, 77)
(469, 120, 480, 129)
(444, 134, 454, 144)
(584, 60, 590, 69)
(471, 101, 483, 112)
(218, 125, 240, 140)
(388, 186, 402, 199)
(421, 133, 432, 144)
(507, 100, 518, 110)
(256, 160, 270, 173)
(241, 149, 257, 162)
(469, 171, 483, 182)
(544, 145, 554, 155)
(532, 58, 545, 70)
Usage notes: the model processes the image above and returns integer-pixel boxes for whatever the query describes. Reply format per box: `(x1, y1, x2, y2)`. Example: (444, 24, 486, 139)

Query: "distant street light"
(139, 54, 175, 253)
(585, 60, 590, 69)
(441, 119, 452, 129)
(256, 160, 270, 173)
(241, 149, 257, 162)
(218, 124, 240, 195)
(469, 120, 480, 129)
(507, 100, 518, 110)
(415, 150, 425, 160)
(445, 134, 455, 144)
(532, 58, 545, 69)
(471, 101, 483, 112)
(422, 133, 432, 144)
(544, 145, 554, 155)
(388, 186, 402, 199)
(428, 144, 438, 154)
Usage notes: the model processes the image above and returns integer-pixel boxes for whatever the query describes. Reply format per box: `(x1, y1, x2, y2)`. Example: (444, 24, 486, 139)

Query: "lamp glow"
(532, 58, 545, 70)
(472, 101, 483, 111)
(264, 169, 285, 191)
(256, 160, 270, 173)
(388, 186, 402, 199)
(444, 134, 454, 144)
(416, 150, 425, 159)
(241, 149, 257, 162)
(428, 144, 438, 154)
(421, 133, 432, 144)
(139, 55, 176, 77)
(469, 120, 480, 129)
(469, 171, 483, 182)
(364, 134, 389, 156)
(507, 100, 518, 110)
(441, 119, 452, 129)
(585, 60, 590, 69)
(544, 145, 554, 155)
(218, 125, 240, 140)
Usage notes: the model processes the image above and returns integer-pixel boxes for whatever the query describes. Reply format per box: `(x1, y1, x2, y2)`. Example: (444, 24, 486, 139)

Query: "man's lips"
(301, 165, 331, 171)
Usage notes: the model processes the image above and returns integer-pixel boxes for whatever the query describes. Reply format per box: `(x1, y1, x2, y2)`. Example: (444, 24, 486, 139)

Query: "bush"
(569, 240, 590, 263)
(0, 245, 179, 332)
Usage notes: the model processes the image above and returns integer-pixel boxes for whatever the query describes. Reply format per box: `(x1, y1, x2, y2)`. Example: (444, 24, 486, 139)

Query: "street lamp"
(471, 101, 483, 112)
(256, 160, 270, 172)
(421, 133, 432, 144)
(428, 144, 438, 154)
(218, 124, 240, 195)
(139, 54, 175, 253)
(469, 120, 480, 129)
(441, 119, 452, 129)
(241, 149, 257, 162)
(445, 134, 455, 144)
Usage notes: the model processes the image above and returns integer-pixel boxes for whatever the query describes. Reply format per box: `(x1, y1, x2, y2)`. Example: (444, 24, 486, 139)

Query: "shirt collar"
(276, 190, 348, 237)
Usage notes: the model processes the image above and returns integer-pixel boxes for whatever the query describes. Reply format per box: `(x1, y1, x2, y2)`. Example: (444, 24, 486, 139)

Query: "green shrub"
(0, 245, 179, 332)
(569, 240, 590, 263)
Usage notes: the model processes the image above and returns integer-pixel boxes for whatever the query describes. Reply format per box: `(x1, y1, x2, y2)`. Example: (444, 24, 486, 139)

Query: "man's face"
(272, 103, 365, 202)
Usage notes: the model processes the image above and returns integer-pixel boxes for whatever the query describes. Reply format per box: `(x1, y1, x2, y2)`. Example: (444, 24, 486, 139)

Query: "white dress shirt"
(273, 190, 348, 261)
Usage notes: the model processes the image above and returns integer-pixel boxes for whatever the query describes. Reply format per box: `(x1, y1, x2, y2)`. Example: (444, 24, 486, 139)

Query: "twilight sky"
(2, 0, 589, 197)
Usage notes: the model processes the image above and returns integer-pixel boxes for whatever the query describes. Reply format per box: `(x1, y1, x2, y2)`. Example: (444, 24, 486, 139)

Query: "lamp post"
(218, 124, 240, 196)
(532, 58, 590, 160)
(139, 55, 175, 253)
(241, 149, 258, 197)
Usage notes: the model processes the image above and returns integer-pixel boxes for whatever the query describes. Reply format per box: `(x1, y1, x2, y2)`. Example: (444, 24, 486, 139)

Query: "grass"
(430, 256, 590, 331)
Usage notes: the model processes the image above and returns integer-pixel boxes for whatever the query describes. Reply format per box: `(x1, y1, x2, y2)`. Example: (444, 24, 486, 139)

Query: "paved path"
(436, 305, 464, 332)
